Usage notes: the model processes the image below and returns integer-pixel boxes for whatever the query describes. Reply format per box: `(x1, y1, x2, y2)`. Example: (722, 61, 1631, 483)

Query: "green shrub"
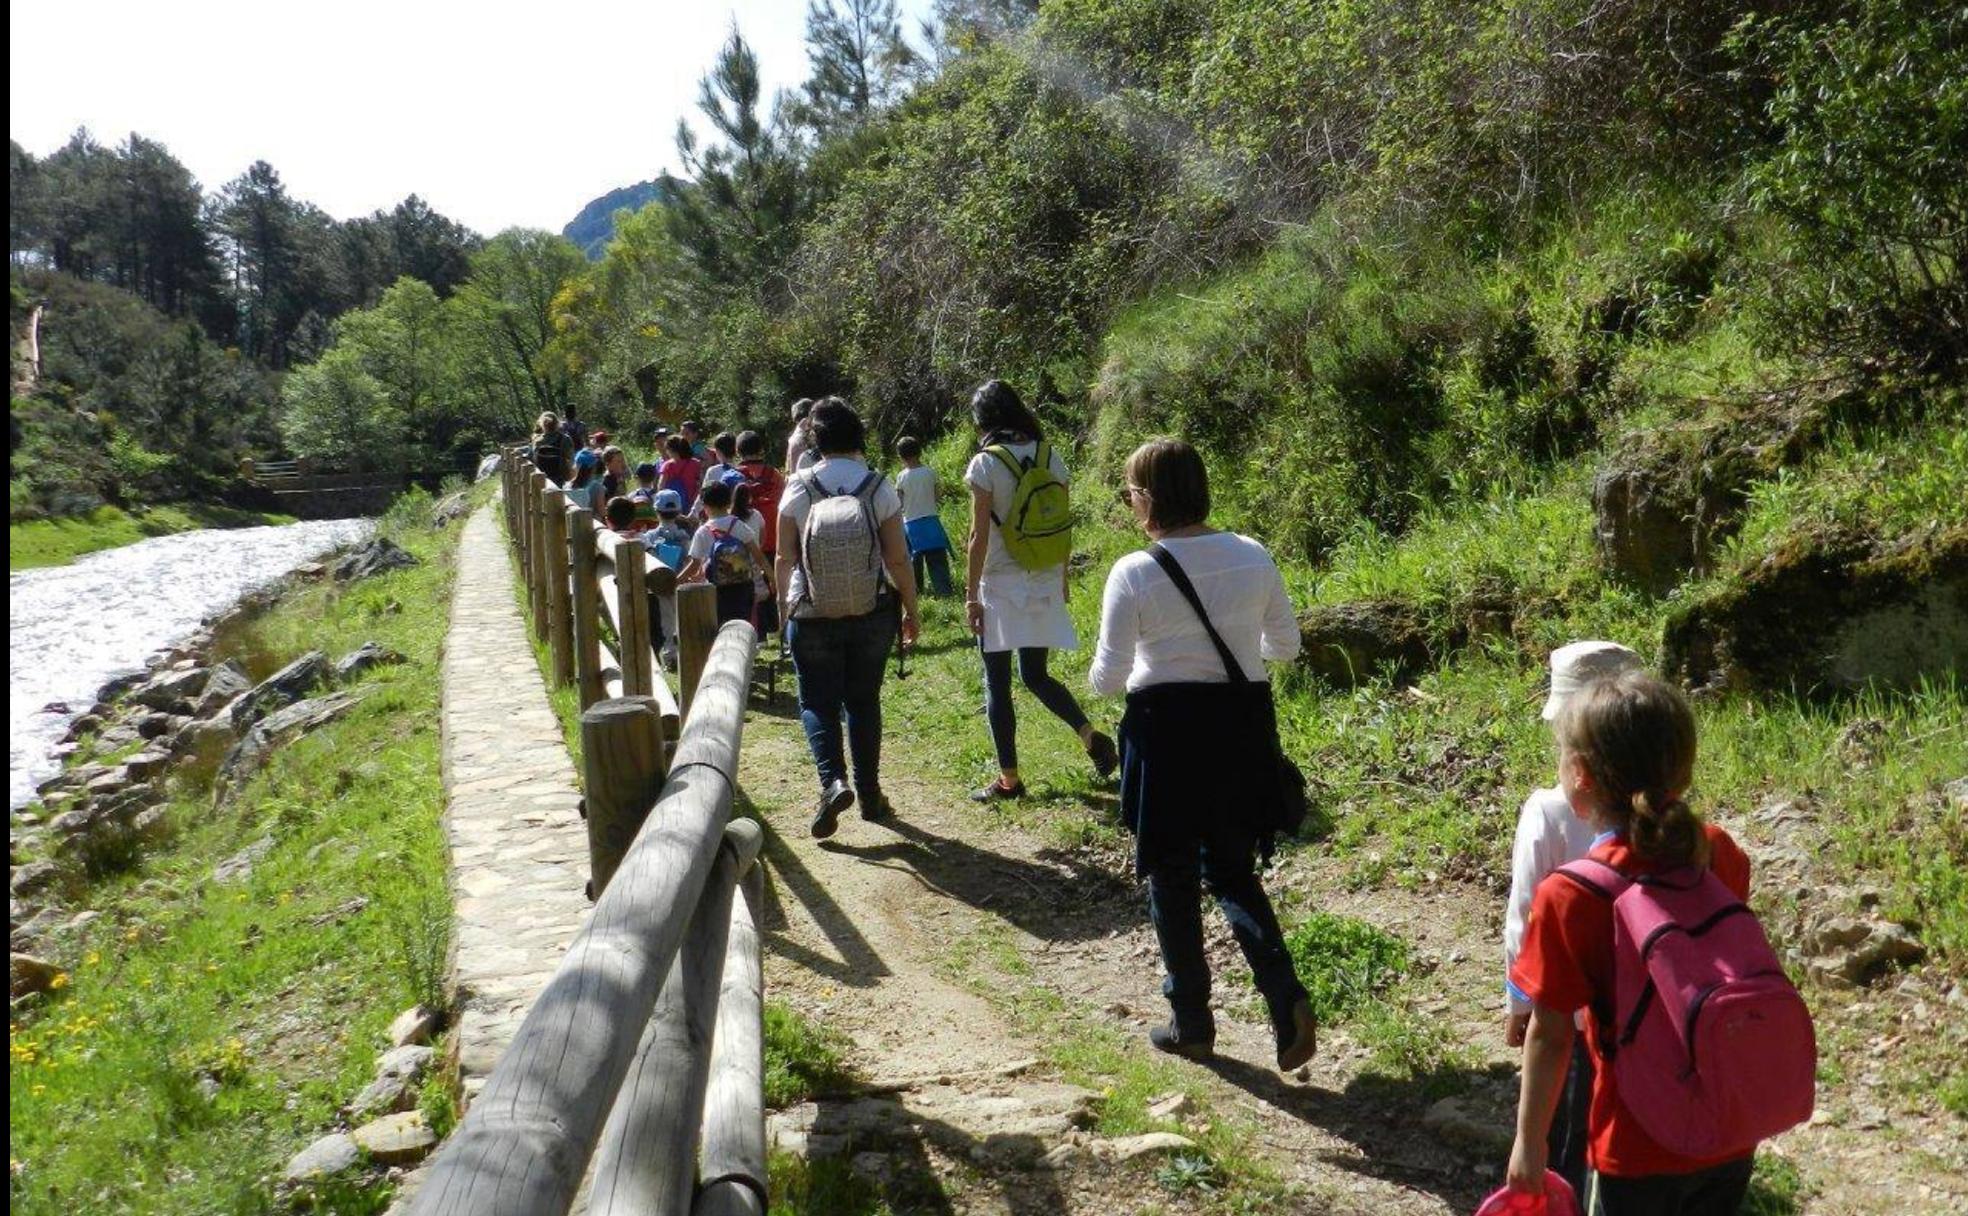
(1279, 913, 1410, 1023)
(763, 1001, 854, 1109)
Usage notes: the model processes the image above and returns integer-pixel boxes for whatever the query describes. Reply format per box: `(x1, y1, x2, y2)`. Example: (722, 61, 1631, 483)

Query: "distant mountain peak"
(563, 180, 668, 259)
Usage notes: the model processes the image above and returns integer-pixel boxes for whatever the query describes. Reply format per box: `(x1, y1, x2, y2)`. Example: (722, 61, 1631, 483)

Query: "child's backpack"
(796, 471, 885, 618)
(706, 526, 756, 588)
(984, 441, 1073, 570)
(1557, 859, 1815, 1160)
(740, 461, 785, 552)
(533, 433, 569, 483)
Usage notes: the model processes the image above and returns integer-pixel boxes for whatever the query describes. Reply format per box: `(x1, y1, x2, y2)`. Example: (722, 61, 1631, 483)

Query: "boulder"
(213, 836, 275, 884)
(389, 1004, 440, 1047)
(1798, 914, 1926, 986)
(195, 660, 253, 718)
(1423, 1094, 1515, 1155)
(131, 806, 173, 844)
(331, 537, 420, 583)
(349, 1072, 416, 1121)
(85, 768, 133, 798)
(1093, 1131, 1197, 1162)
(172, 716, 237, 755)
(1663, 525, 1968, 694)
(432, 491, 472, 528)
(135, 712, 177, 740)
(1591, 455, 1699, 596)
(335, 642, 407, 683)
(128, 666, 208, 713)
(377, 1044, 436, 1081)
(226, 651, 328, 732)
(95, 723, 142, 751)
(62, 713, 104, 743)
(11, 860, 62, 898)
(283, 1132, 362, 1183)
(1297, 600, 1435, 687)
(11, 952, 64, 999)
(350, 1111, 438, 1165)
(123, 751, 172, 782)
(220, 690, 369, 794)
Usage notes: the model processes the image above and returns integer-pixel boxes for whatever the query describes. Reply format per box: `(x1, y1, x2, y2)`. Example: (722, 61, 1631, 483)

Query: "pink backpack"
(1557, 858, 1816, 1159)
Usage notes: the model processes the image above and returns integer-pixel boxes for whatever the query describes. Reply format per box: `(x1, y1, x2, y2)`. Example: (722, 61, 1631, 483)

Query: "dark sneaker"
(1148, 1021, 1215, 1061)
(970, 778, 1026, 803)
(811, 780, 854, 838)
(1275, 997, 1319, 1072)
(1086, 730, 1119, 780)
(859, 788, 893, 821)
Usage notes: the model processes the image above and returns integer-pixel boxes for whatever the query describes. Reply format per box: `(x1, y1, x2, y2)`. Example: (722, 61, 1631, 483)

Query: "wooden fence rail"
(411, 450, 767, 1216)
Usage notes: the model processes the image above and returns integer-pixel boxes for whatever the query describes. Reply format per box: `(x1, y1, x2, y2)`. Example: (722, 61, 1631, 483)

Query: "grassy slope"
(8, 491, 462, 1215)
(9, 503, 298, 571)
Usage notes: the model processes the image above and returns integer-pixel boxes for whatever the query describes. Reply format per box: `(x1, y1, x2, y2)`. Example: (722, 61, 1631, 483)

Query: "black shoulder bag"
(1147, 543, 1309, 849)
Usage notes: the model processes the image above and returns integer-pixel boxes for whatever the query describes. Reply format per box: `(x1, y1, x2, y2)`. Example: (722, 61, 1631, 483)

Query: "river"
(9, 518, 373, 811)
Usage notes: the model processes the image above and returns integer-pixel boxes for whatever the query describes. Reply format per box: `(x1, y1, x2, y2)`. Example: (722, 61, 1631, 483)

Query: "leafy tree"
(446, 230, 588, 437)
(550, 204, 694, 422)
(336, 276, 459, 464)
(280, 346, 399, 471)
(213, 161, 311, 364)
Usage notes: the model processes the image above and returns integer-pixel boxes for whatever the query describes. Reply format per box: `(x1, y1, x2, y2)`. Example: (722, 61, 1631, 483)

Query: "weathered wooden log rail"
(411, 448, 766, 1216)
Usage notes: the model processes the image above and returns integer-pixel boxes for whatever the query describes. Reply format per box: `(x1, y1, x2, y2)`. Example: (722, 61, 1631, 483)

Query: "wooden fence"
(411, 447, 767, 1216)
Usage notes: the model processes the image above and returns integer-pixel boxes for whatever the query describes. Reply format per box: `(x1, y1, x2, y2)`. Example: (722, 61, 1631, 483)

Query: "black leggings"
(981, 645, 1089, 771)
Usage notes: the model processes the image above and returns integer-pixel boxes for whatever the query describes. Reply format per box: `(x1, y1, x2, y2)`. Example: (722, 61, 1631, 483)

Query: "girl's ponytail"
(1628, 788, 1709, 869)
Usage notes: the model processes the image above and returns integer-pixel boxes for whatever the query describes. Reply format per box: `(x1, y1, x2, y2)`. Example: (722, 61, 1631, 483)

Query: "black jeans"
(980, 645, 1089, 771)
(1144, 820, 1307, 1040)
(787, 603, 896, 794)
(1551, 1035, 1595, 1200)
(1590, 1156, 1754, 1216)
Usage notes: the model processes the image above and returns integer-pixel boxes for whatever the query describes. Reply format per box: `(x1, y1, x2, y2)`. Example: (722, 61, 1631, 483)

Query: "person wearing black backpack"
(1089, 438, 1317, 1073)
(531, 412, 574, 486)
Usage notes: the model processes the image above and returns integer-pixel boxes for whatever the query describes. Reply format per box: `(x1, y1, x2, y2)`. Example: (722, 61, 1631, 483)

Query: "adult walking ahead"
(1090, 438, 1316, 1071)
(964, 380, 1117, 802)
(777, 398, 921, 838)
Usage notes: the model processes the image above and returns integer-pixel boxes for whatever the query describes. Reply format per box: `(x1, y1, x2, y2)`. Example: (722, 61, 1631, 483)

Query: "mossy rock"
(1297, 600, 1436, 688)
(1662, 524, 1968, 694)
(1593, 389, 1861, 594)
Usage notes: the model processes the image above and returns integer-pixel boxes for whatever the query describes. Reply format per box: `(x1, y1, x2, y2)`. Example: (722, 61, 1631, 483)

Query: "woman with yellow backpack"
(963, 380, 1118, 801)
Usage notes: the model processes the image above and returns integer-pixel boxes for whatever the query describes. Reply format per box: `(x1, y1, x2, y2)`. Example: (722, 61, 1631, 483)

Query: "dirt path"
(740, 698, 1503, 1214)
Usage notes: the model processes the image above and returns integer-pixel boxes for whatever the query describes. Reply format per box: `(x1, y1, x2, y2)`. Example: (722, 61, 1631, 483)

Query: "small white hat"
(1542, 640, 1643, 721)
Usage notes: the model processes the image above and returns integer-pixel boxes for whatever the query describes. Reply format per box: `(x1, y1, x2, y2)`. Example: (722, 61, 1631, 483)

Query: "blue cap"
(718, 466, 747, 488)
(573, 448, 598, 470)
(654, 489, 684, 514)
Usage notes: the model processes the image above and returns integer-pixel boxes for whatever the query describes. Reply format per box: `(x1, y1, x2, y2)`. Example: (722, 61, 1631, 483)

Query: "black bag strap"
(1148, 543, 1249, 685)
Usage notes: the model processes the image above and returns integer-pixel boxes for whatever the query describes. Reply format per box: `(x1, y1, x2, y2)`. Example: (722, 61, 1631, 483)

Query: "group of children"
(536, 412, 960, 662)
(1496, 643, 1814, 1215)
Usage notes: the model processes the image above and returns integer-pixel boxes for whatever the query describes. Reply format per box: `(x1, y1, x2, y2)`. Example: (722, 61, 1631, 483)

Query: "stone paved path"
(440, 504, 589, 1104)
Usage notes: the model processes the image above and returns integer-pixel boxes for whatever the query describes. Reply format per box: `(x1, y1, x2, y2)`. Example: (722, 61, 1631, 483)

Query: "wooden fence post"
(694, 860, 767, 1216)
(528, 471, 550, 639)
(615, 542, 653, 697)
(579, 696, 668, 899)
(676, 583, 720, 720)
(569, 507, 604, 709)
(587, 819, 763, 1216)
(544, 488, 574, 687)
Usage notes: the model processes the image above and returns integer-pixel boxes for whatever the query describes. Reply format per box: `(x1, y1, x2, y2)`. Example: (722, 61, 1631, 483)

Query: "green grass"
(8, 491, 460, 1215)
(1277, 913, 1409, 1023)
(763, 1000, 855, 1109)
(8, 503, 297, 570)
(1742, 1151, 1811, 1215)
(767, 1152, 894, 1216)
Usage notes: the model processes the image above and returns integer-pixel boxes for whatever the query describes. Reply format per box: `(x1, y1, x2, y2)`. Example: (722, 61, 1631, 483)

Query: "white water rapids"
(9, 518, 373, 810)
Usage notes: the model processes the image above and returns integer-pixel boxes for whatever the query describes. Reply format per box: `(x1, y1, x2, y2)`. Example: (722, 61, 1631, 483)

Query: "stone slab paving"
(441, 504, 590, 1104)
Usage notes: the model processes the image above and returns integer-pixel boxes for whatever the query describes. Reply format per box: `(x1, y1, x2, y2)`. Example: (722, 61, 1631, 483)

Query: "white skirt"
(978, 569, 1078, 653)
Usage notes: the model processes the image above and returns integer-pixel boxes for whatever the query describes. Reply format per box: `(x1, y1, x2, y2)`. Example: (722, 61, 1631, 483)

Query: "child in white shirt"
(1503, 638, 1642, 1198)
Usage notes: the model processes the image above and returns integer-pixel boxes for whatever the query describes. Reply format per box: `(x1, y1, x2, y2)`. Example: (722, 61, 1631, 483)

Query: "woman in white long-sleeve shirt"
(1091, 438, 1317, 1073)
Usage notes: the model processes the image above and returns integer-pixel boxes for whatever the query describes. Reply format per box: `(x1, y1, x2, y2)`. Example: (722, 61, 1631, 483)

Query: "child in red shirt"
(1506, 671, 1757, 1215)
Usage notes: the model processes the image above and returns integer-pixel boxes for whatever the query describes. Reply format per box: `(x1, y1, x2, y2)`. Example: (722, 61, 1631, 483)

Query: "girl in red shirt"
(1506, 671, 1756, 1215)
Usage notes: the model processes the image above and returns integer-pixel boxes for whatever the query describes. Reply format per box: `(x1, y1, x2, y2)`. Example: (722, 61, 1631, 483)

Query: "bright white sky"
(9, 0, 935, 237)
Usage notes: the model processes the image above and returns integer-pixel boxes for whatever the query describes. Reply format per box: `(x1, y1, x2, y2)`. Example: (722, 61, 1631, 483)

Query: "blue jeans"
(980, 645, 1089, 771)
(1145, 819, 1306, 1040)
(912, 547, 954, 597)
(787, 603, 896, 794)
